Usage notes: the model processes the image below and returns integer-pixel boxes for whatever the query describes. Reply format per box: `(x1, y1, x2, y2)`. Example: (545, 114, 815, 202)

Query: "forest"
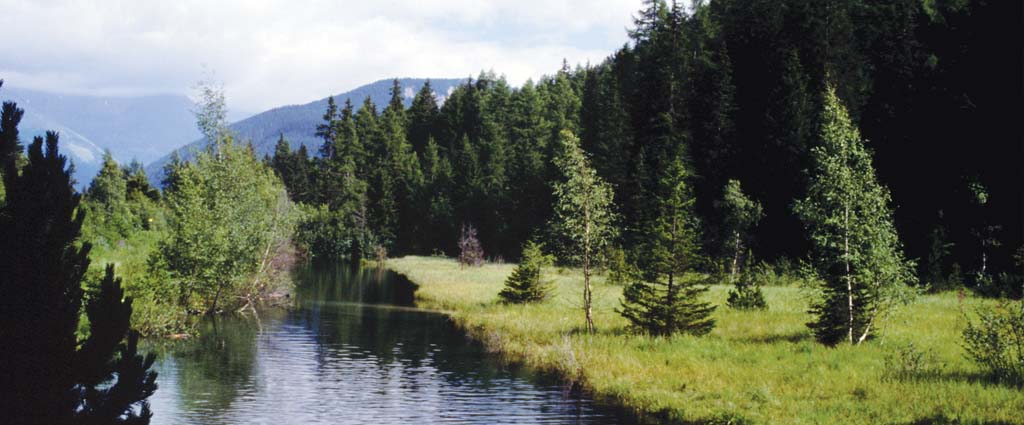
(0, 0, 1020, 423)
(272, 0, 1021, 294)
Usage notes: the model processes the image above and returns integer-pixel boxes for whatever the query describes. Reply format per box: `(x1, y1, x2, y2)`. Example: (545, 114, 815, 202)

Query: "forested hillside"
(147, 78, 464, 184)
(273, 0, 1022, 290)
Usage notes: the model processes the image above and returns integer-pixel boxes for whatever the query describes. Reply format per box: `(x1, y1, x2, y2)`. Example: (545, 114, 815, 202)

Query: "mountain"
(145, 78, 465, 186)
(0, 86, 233, 186)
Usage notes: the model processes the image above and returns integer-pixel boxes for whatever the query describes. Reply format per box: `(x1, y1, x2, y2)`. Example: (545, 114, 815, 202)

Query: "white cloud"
(0, 0, 642, 112)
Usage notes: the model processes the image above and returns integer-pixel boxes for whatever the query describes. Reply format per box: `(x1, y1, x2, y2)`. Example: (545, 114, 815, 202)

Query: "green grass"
(387, 256, 1024, 424)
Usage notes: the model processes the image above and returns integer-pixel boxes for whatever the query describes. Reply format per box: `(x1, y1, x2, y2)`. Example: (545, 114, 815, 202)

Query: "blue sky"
(0, 0, 643, 113)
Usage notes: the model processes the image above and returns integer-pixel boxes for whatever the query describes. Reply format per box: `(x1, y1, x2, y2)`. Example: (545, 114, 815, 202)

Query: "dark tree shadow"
(736, 331, 811, 344)
(892, 412, 1018, 425)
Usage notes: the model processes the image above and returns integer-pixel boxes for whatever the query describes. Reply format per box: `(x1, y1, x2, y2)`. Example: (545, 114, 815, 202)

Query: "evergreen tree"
(420, 138, 455, 254)
(160, 151, 184, 191)
(507, 80, 554, 252)
(315, 96, 339, 160)
(498, 241, 555, 304)
(794, 87, 915, 346)
(87, 151, 129, 207)
(726, 251, 768, 310)
(124, 159, 159, 202)
(619, 154, 716, 336)
(552, 130, 617, 333)
(407, 81, 440, 155)
(0, 80, 24, 193)
(84, 151, 135, 239)
(0, 130, 156, 424)
(381, 80, 423, 253)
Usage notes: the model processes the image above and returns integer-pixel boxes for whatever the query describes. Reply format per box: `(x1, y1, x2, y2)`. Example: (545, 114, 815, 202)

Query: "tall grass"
(388, 256, 1024, 424)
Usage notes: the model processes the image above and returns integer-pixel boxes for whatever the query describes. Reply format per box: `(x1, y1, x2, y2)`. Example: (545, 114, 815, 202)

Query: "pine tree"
(794, 87, 915, 346)
(619, 154, 716, 336)
(421, 138, 455, 254)
(407, 81, 440, 155)
(88, 151, 128, 205)
(316, 96, 339, 160)
(124, 159, 159, 202)
(0, 130, 156, 424)
(552, 130, 617, 333)
(0, 80, 24, 193)
(498, 241, 556, 304)
(84, 151, 136, 239)
(726, 251, 768, 310)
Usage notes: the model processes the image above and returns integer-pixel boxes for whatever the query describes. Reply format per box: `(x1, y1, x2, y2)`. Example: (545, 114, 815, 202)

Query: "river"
(147, 262, 635, 424)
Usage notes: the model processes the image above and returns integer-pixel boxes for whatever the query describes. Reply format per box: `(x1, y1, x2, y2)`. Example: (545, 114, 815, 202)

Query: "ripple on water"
(147, 264, 632, 424)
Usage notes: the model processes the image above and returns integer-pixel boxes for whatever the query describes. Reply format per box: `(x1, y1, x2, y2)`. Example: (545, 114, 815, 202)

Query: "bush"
(498, 241, 555, 304)
(962, 300, 1024, 387)
(882, 342, 945, 382)
(458, 223, 484, 268)
(604, 246, 637, 286)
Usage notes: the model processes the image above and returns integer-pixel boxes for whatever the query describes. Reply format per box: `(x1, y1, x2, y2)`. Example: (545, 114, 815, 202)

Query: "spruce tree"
(498, 241, 556, 304)
(552, 130, 617, 333)
(315, 96, 339, 160)
(0, 80, 24, 192)
(619, 154, 716, 336)
(407, 81, 440, 155)
(794, 87, 915, 346)
(0, 130, 156, 424)
(726, 251, 768, 310)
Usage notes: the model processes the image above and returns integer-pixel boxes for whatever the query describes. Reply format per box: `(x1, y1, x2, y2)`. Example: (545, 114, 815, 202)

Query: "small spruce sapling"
(499, 241, 555, 303)
(726, 251, 768, 310)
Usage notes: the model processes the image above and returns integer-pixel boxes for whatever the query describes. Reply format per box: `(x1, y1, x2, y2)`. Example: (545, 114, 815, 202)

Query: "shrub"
(727, 255, 768, 310)
(458, 223, 484, 268)
(882, 342, 945, 382)
(498, 241, 555, 304)
(962, 300, 1024, 387)
(604, 246, 637, 286)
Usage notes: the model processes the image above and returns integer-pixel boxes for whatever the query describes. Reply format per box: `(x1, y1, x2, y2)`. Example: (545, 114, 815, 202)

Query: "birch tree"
(794, 87, 915, 346)
(552, 130, 617, 333)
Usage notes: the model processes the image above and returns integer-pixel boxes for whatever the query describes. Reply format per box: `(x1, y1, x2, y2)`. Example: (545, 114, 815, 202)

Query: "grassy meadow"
(387, 256, 1023, 424)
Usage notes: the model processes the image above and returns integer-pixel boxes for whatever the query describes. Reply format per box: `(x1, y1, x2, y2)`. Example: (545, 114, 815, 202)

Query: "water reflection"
(148, 262, 632, 424)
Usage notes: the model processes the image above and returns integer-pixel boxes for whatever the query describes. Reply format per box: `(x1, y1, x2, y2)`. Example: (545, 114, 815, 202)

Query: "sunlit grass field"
(388, 256, 1023, 424)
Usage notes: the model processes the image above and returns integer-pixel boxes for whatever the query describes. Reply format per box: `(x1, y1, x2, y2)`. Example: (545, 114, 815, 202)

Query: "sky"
(0, 0, 644, 114)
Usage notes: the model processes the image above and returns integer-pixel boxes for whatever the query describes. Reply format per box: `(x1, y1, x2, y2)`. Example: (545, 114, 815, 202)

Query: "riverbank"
(87, 229, 298, 337)
(387, 256, 1024, 424)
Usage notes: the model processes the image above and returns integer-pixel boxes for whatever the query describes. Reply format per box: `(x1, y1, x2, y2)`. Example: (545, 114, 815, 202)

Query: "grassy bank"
(387, 256, 1023, 424)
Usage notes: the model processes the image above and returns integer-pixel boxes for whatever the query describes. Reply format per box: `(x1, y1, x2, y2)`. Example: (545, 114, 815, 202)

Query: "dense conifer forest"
(271, 0, 1021, 295)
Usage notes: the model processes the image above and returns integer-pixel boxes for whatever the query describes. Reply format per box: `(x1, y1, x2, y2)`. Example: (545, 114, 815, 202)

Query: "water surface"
(148, 263, 633, 424)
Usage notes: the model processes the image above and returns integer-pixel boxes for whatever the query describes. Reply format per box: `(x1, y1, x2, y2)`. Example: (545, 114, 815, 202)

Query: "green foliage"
(794, 87, 916, 346)
(499, 241, 556, 304)
(551, 130, 617, 333)
(620, 154, 716, 336)
(962, 300, 1024, 387)
(727, 254, 768, 310)
(882, 342, 945, 382)
(0, 127, 156, 423)
(155, 135, 291, 314)
(294, 203, 375, 262)
(717, 179, 763, 280)
(604, 246, 638, 286)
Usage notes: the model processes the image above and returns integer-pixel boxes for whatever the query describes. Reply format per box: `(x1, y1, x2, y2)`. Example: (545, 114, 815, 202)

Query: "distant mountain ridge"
(145, 78, 466, 186)
(2, 86, 208, 186)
